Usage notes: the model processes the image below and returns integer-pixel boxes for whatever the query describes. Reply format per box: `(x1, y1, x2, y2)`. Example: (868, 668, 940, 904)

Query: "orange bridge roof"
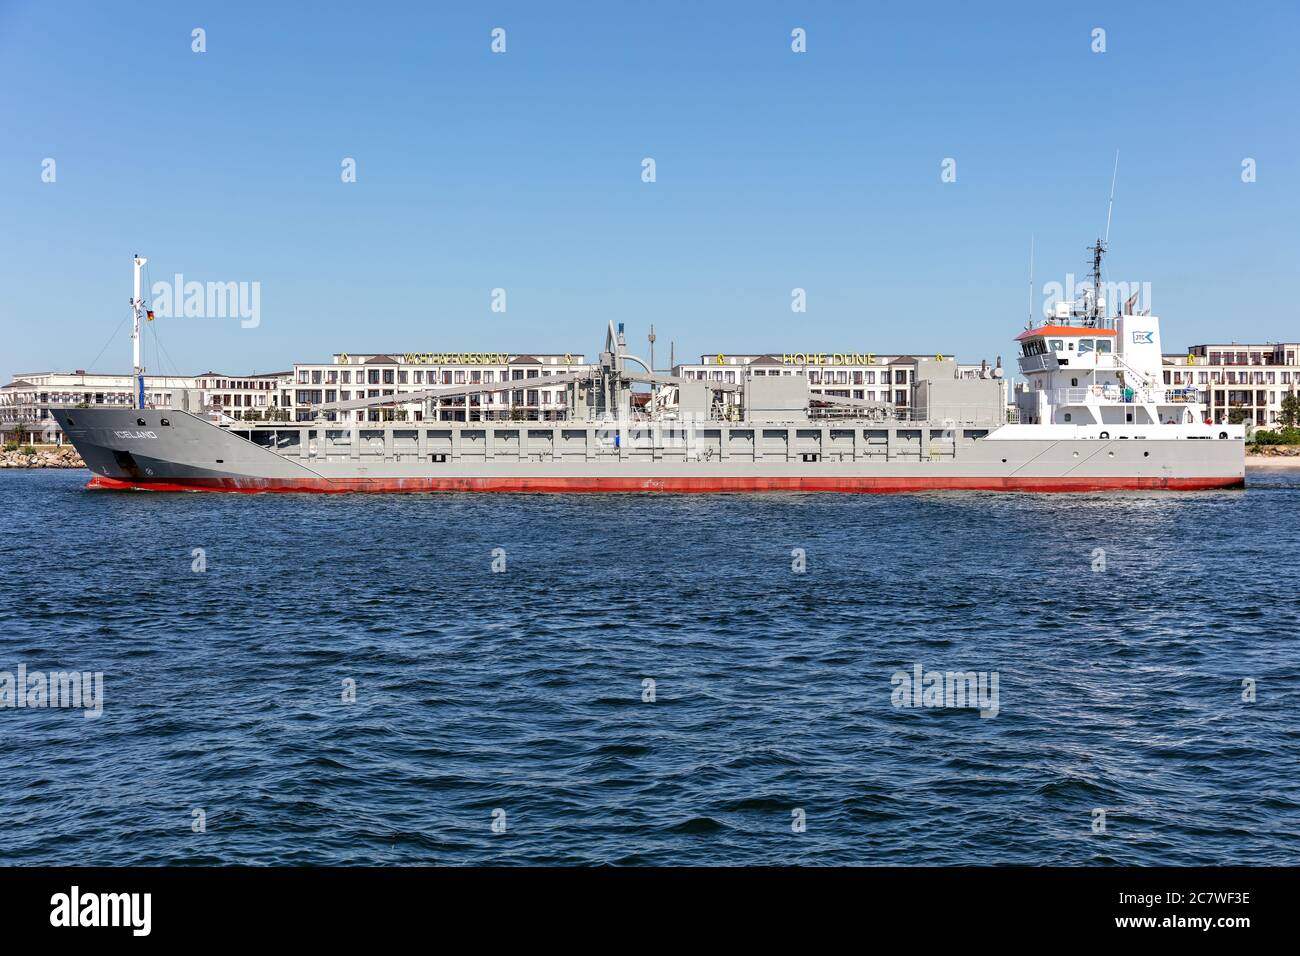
(1015, 325, 1119, 342)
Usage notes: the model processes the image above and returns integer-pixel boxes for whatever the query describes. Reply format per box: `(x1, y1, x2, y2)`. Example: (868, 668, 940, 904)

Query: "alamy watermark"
(150, 274, 261, 328)
(50, 886, 150, 936)
(891, 663, 999, 718)
(1, 664, 103, 719)
(1041, 274, 1151, 318)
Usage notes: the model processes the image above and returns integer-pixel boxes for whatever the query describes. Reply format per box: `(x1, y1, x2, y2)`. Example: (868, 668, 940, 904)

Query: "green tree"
(1280, 392, 1300, 428)
(11, 416, 35, 445)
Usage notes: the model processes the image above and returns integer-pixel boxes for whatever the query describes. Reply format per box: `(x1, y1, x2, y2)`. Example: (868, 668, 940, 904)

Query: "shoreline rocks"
(1247, 444, 1300, 458)
(0, 445, 85, 469)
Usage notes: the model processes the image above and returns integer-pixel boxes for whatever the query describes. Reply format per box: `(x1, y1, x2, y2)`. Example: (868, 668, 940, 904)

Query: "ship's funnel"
(1117, 314, 1163, 381)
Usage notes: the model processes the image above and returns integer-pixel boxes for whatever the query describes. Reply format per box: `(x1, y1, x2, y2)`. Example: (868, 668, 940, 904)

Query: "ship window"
(1079, 339, 1095, 354)
(160, 418, 170, 426)
(1096, 339, 1113, 354)
(1048, 339, 1063, 352)
(1064, 413, 1072, 421)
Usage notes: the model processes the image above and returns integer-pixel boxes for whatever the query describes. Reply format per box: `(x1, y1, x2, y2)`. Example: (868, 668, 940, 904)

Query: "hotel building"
(288, 351, 590, 423)
(193, 372, 295, 421)
(674, 351, 1002, 415)
(1163, 342, 1300, 426)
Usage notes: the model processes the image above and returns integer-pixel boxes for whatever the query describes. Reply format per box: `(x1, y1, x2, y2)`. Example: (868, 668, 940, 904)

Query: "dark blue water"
(2, 469, 1298, 865)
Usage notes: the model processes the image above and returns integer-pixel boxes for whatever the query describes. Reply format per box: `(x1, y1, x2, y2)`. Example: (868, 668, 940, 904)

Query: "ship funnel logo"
(1131, 331, 1154, 344)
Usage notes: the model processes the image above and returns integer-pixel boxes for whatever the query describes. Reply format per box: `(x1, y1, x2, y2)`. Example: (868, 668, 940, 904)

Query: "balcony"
(1048, 385, 1199, 406)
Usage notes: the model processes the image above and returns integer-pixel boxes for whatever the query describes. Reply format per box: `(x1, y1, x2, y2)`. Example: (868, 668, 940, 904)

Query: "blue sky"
(1, 0, 1296, 384)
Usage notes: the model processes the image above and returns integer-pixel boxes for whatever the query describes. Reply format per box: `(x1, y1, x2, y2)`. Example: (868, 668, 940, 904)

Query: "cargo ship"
(51, 250, 1245, 493)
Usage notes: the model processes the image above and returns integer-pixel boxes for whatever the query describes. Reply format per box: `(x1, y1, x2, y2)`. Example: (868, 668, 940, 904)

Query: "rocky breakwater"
(0, 445, 85, 468)
(1249, 444, 1300, 458)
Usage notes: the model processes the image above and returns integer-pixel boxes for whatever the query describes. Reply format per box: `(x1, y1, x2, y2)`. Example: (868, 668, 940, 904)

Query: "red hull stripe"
(85, 474, 1246, 494)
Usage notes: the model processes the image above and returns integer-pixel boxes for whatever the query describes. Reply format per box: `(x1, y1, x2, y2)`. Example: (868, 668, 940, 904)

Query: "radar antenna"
(1086, 238, 1105, 327)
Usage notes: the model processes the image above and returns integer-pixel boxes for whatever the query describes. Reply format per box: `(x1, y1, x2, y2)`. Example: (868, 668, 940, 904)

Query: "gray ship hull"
(51, 408, 1246, 493)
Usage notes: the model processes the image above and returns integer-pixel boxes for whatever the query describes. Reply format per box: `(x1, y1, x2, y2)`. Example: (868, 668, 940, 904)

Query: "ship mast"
(131, 254, 148, 408)
(1086, 238, 1105, 327)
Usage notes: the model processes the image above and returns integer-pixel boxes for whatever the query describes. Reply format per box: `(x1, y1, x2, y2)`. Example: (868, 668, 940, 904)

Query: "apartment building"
(1164, 342, 1300, 426)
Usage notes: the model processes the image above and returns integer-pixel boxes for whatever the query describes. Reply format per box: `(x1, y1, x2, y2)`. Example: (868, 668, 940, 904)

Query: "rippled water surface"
(2, 469, 1298, 865)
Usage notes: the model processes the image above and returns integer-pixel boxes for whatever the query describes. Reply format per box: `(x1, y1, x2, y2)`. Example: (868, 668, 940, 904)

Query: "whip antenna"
(1104, 149, 1119, 244)
(1026, 233, 1035, 329)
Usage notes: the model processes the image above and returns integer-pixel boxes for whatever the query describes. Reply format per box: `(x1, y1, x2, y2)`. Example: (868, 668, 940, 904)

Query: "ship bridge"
(1015, 314, 1205, 428)
(1016, 324, 1118, 375)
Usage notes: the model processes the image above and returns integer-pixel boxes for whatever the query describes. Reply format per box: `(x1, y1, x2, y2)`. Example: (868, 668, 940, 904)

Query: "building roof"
(364, 354, 398, 364)
(688, 353, 945, 366)
(197, 370, 290, 378)
(509, 355, 544, 365)
(1, 380, 35, 389)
